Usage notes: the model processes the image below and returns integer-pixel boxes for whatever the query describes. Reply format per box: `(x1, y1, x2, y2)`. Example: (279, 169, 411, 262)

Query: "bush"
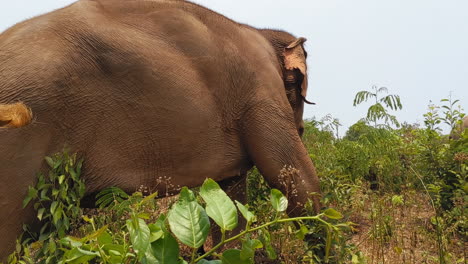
(9, 154, 350, 264)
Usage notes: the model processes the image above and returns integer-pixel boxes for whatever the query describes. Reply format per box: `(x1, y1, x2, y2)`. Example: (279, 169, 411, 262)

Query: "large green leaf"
(200, 179, 238, 231)
(168, 187, 210, 248)
(150, 231, 180, 264)
(270, 189, 288, 212)
(126, 218, 151, 260)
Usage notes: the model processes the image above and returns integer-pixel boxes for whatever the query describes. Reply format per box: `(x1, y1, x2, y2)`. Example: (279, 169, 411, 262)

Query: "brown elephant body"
(0, 0, 320, 258)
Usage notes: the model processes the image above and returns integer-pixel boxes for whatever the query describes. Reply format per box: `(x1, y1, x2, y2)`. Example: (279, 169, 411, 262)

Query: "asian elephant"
(0, 0, 321, 258)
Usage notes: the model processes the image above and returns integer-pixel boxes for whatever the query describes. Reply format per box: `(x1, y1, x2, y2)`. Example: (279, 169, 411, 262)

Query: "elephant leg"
(0, 127, 51, 261)
(242, 103, 321, 216)
(0, 176, 38, 260)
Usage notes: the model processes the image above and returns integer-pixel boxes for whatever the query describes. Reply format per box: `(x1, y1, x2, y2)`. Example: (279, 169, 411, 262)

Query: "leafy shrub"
(7, 151, 85, 264)
(9, 155, 349, 264)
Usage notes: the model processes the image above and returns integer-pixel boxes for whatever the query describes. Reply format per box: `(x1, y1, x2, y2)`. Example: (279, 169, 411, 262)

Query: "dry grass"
(349, 191, 466, 264)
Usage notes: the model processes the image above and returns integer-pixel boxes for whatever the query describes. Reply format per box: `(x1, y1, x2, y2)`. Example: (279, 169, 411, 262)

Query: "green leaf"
(150, 231, 180, 264)
(323, 208, 343, 219)
(126, 218, 151, 260)
(44, 156, 54, 168)
(240, 239, 262, 260)
(37, 208, 45, 221)
(23, 186, 38, 208)
(138, 213, 151, 220)
(143, 249, 158, 264)
(179, 187, 196, 203)
(222, 249, 251, 264)
(48, 238, 56, 253)
(353, 90, 376, 106)
(295, 224, 309, 240)
(58, 175, 65, 185)
(60, 236, 83, 248)
(148, 224, 164, 243)
(148, 215, 167, 243)
(140, 191, 159, 206)
(391, 195, 404, 206)
(270, 189, 288, 212)
(168, 187, 210, 248)
(104, 244, 126, 263)
(95, 187, 129, 208)
(62, 247, 99, 264)
(200, 179, 238, 231)
(50, 201, 58, 214)
(109, 249, 122, 256)
(82, 225, 108, 242)
(235, 201, 255, 223)
(259, 229, 277, 260)
(97, 231, 113, 246)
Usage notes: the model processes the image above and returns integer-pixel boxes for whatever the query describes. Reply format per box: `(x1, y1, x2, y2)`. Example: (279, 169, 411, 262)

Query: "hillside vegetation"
(6, 90, 467, 264)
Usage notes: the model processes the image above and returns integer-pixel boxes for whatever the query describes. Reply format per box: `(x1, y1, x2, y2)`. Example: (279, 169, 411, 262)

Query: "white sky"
(1, 0, 467, 134)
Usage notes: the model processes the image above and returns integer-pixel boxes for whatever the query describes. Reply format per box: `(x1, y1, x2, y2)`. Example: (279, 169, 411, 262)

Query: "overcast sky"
(1, 0, 467, 134)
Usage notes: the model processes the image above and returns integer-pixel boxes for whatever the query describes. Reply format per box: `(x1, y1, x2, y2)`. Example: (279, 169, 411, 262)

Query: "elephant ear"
(283, 37, 308, 99)
(0, 103, 32, 128)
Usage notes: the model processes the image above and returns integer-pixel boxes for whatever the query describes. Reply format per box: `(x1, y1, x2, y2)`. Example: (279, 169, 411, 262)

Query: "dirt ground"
(349, 192, 466, 264)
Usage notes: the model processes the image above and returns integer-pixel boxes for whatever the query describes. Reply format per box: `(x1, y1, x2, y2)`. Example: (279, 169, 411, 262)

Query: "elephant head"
(260, 29, 312, 137)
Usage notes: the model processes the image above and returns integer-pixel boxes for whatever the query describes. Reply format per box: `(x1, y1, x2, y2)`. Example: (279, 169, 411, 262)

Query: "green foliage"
(199, 179, 238, 232)
(95, 187, 129, 209)
(10, 151, 85, 264)
(441, 95, 465, 130)
(353, 85, 402, 128)
(168, 187, 210, 249)
(11, 168, 346, 264)
(304, 93, 466, 263)
(270, 189, 288, 212)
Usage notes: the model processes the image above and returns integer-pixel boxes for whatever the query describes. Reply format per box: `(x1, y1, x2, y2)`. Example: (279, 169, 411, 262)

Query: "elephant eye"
(284, 72, 297, 86)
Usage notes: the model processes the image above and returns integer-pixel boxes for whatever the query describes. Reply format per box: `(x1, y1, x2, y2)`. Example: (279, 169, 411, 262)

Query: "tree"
(353, 85, 402, 128)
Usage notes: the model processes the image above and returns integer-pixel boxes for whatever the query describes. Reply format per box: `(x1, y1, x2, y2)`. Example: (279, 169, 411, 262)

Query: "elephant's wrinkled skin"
(0, 0, 320, 257)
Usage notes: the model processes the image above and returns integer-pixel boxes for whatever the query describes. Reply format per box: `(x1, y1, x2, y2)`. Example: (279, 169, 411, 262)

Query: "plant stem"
(410, 166, 445, 264)
(194, 214, 324, 262)
(190, 247, 197, 264)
